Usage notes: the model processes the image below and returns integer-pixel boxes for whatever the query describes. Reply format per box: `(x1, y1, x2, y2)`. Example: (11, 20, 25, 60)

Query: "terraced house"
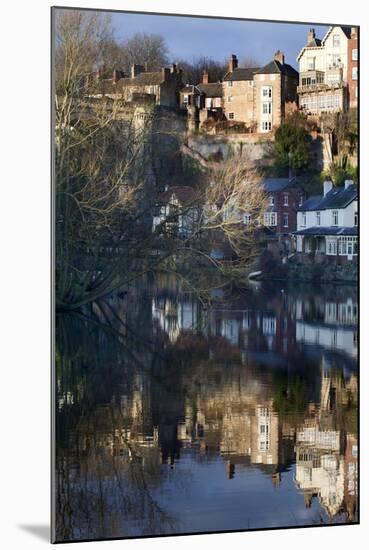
(297, 26, 358, 115)
(294, 180, 358, 263)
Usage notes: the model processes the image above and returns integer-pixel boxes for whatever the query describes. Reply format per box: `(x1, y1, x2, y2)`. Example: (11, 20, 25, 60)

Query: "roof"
(197, 82, 223, 97)
(262, 177, 300, 193)
(158, 186, 201, 205)
(223, 67, 259, 81)
(294, 226, 358, 236)
(322, 25, 352, 45)
(117, 71, 164, 87)
(299, 184, 358, 211)
(306, 37, 322, 47)
(256, 60, 298, 79)
(180, 85, 200, 94)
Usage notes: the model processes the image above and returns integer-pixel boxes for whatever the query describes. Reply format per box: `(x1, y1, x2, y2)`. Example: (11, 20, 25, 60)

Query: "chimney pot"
(161, 67, 170, 81)
(202, 71, 209, 84)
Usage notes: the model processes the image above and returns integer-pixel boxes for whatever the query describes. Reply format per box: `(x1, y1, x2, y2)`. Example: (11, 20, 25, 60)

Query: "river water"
(54, 280, 358, 542)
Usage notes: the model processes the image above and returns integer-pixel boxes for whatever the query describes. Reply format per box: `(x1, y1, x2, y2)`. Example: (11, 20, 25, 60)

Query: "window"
(333, 34, 340, 47)
(228, 112, 234, 120)
(299, 196, 304, 207)
(301, 212, 307, 227)
(316, 211, 321, 225)
(338, 237, 358, 256)
(262, 102, 272, 114)
(262, 86, 272, 98)
(283, 213, 289, 227)
(244, 213, 251, 225)
(261, 121, 272, 132)
(227, 80, 233, 87)
(183, 95, 188, 105)
(269, 195, 275, 206)
(354, 212, 358, 226)
(352, 67, 358, 80)
(205, 97, 212, 108)
(228, 95, 233, 102)
(307, 57, 315, 70)
(283, 193, 289, 206)
(332, 210, 338, 226)
(327, 238, 337, 255)
(352, 49, 358, 61)
(264, 212, 277, 226)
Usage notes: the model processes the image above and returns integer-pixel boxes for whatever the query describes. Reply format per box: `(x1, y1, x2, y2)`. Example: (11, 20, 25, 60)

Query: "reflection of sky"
(153, 455, 339, 532)
(110, 12, 329, 69)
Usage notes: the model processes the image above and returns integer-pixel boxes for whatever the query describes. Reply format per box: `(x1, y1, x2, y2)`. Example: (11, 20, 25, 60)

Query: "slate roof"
(256, 60, 298, 79)
(306, 37, 322, 47)
(294, 226, 358, 236)
(197, 82, 223, 97)
(262, 177, 299, 193)
(158, 186, 201, 205)
(298, 184, 358, 211)
(180, 85, 199, 94)
(223, 67, 259, 81)
(117, 71, 164, 87)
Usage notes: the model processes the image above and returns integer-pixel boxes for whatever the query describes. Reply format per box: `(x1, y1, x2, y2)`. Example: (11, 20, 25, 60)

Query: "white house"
(294, 180, 358, 262)
(297, 26, 353, 114)
(152, 185, 201, 237)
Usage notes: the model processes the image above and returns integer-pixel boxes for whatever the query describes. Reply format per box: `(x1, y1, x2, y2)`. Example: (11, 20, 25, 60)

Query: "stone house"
(293, 180, 358, 263)
(253, 51, 299, 133)
(93, 63, 183, 108)
(297, 26, 356, 115)
(222, 55, 258, 128)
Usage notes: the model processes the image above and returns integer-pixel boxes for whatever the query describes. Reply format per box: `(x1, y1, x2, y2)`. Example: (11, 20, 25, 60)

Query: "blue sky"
(111, 12, 329, 69)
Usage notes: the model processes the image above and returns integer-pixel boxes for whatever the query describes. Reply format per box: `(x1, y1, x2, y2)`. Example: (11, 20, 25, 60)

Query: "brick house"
(347, 27, 358, 109)
(258, 178, 305, 253)
(93, 63, 183, 108)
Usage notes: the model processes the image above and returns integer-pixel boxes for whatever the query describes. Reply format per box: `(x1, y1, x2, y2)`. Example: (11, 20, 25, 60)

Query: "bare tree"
(177, 56, 228, 85)
(119, 32, 169, 73)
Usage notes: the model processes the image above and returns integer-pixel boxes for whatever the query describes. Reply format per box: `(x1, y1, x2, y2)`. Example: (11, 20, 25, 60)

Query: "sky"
(110, 11, 329, 69)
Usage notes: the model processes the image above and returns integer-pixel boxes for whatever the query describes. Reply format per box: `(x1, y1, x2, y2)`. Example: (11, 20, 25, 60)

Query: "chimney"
(344, 179, 354, 189)
(323, 179, 333, 196)
(274, 50, 285, 64)
(202, 71, 209, 84)
(307, 28, 316, 43)
(228, 54, 238, 73)
(170, 63, 177, 74)
(112, 69, 123, 84)
(351, 27, 357, 38)
(161, 67, 170, 81)
(131, 64, 145, 78)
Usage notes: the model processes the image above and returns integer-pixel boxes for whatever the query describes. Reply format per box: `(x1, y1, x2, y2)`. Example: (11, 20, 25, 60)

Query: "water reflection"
(55, 281, 358, 541)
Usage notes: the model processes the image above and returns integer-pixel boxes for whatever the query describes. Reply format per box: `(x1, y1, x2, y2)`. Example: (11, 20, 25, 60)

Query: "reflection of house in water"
(295, 294, 358, 358)
(152, 295, 200, 343)
(294, 366, 358, 519)
(344, 433, 358, 521)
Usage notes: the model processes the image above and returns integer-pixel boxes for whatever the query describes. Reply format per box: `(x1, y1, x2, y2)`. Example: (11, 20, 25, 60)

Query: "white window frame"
(244, 213, 251, 225)
(269, 195, 275, 206)
(227, 80, 233, 87)
(352, 49, 358, 61)
(316, 211, 321, 225)
(333, 34, 340, 47)
(261, 86, 272, 99)
(352, 67, 358, 81)
(332, 210, 339, 226)
(283, 213, 289, 227)
(228, 112, 234, 120)
(326, 237, 337, 255)
(264, 212, 277, 226)
(354, 212, 358, 226)
(283, 193, 289, 206)
(301, 212, 307, 227)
